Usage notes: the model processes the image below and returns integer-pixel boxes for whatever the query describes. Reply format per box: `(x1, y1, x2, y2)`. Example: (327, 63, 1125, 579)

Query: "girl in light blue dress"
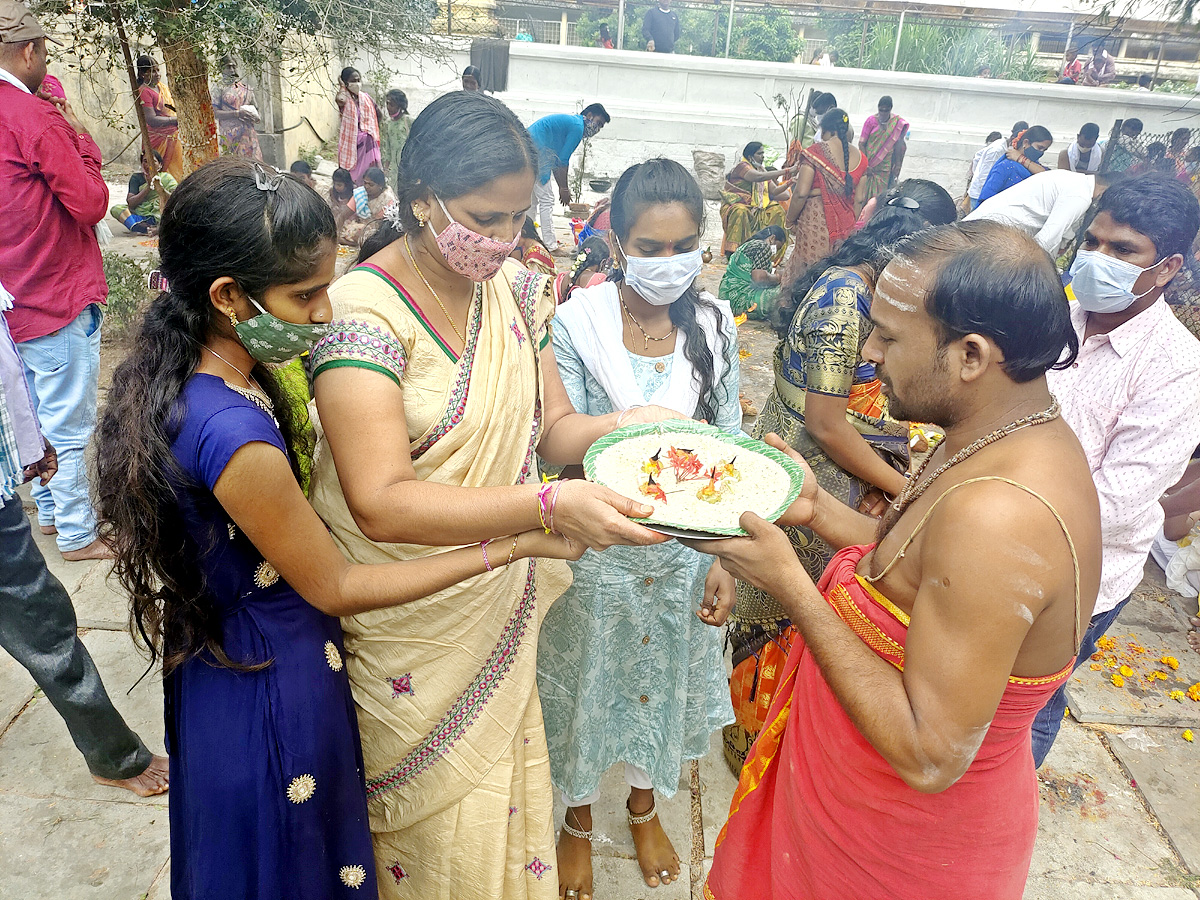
(538, 158, 739, 898)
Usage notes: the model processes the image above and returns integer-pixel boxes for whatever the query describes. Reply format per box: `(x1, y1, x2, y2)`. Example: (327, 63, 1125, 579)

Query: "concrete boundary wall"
(372, 41, 1200, 196)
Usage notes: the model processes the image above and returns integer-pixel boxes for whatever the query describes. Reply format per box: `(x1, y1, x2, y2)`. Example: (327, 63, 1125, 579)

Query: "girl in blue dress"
(94, 158, 580, 899)
(537, 159, 740, 899)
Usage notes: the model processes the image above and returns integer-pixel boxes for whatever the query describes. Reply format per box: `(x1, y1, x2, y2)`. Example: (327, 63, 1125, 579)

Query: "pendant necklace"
(620, 295, 676, 353)
(405, 235, 469, 344)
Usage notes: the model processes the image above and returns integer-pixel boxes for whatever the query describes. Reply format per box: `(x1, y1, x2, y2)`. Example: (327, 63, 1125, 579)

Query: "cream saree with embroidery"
(309, 258, 570, 899)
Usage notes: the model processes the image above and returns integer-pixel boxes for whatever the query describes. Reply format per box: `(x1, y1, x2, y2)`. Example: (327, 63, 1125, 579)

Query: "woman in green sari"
(720, 143, 791, 257)
(718, 225, 786, 320)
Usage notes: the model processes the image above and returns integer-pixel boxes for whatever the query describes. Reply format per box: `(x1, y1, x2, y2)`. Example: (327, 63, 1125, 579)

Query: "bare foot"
(1189, 617, 1200, 655)
(628, 789, 680, 888)
(93, 754, 169, 797)
(557, 805, 593, 900)
(39, 524, 57, 535)
(62, 538, 115, 562)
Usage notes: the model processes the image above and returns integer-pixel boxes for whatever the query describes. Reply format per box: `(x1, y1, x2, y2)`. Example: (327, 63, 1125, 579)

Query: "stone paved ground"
(2, 241, 1198, 898)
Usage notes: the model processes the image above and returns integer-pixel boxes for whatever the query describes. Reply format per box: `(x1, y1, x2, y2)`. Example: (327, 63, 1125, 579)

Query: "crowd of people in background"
(6, 0, 1200, 898)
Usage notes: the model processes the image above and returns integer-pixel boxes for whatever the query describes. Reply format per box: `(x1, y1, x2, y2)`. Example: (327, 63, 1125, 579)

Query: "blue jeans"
(1030, 596, 1131, 767)
(17, 303, 103, 552)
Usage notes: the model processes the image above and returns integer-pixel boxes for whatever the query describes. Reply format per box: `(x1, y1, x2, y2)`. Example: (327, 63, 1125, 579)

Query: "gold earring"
(227, 308, 239, 328)
(412, 205, 428, 227)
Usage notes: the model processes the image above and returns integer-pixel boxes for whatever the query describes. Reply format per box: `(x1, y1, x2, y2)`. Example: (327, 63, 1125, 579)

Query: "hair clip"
(253, 165, 285, 192)
(887, 195, 921, 210)
(383, 202, 404, 228)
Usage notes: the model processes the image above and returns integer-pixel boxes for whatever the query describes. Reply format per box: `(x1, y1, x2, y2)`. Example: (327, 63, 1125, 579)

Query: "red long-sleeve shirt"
(0, 80, 108, 343)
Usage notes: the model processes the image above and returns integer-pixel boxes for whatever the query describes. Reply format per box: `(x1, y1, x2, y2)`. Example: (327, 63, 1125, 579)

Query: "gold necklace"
(889, 399, 1061, 518)
(620, 296, 676, 353)
(205, 345, 256, 390)
(405, 235, 467, 344)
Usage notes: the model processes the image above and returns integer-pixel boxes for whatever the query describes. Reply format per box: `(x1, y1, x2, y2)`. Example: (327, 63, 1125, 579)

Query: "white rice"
(590, 431, 794, 533)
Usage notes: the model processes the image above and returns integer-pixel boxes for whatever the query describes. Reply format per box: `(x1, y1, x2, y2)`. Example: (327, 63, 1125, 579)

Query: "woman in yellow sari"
(719, 142, 791, 257)
(308, 92, 677, 899)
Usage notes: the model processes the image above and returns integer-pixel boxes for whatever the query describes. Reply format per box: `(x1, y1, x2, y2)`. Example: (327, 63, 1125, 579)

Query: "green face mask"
(234, 296, 332, 365)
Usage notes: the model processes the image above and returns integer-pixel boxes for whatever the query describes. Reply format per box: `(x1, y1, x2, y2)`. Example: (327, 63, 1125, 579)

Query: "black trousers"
(0, 495, 150, 779)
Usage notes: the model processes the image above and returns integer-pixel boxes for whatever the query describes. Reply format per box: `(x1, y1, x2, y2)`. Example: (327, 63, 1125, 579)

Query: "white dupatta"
(555, 281, 733, 416)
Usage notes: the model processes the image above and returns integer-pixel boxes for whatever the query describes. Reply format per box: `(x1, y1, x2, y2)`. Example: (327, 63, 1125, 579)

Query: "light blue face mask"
(614, 234, 702, 306)
(233, 295, 332, 365)
(1069, 250, 1164, 315)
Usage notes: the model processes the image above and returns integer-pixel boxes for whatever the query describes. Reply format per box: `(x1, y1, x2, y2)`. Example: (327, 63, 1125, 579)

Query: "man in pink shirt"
(1034, 174, 1200, 763)
(0, 1, 111, 560)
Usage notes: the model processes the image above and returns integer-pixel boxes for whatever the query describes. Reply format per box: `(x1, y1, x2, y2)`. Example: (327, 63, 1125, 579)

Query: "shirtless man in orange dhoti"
(690, 220, 1103, 900)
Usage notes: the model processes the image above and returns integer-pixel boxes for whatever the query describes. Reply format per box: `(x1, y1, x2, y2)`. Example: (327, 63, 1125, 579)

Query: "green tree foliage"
(35, 0, 436, 172)
(820, 12, 1048, 81)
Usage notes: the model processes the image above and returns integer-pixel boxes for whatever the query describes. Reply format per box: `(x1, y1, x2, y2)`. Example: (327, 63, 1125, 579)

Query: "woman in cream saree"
(309, 259, 569, 897)
(307, 91, 673, 899)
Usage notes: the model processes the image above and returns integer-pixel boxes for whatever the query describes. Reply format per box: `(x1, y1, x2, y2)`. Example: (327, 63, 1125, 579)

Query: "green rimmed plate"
(583, 420, 804, 538)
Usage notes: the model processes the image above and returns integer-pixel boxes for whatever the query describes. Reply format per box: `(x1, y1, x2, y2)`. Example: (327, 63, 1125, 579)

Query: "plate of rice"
(584, 420, 804, 538)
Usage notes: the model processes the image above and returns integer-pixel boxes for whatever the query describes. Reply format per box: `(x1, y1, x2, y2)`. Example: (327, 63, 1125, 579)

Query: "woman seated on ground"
(340, 166, 397, 246)
(778, 109, 867, 291)
(328, 167, 356, 235)
(718, 225, 786, 321)
(720, 142, 791, 258)
(110, 151, 178, 235)
(721, 179, 958, 775)
(512, 217, 557, 276)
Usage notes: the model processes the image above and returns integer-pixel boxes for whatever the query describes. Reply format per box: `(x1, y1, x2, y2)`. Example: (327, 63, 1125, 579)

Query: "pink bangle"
(480, 540, 494, 572)
(548, 480, 564, 534)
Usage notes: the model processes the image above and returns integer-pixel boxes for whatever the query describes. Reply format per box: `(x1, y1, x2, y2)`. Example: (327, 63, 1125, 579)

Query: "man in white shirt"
(1032, 174, 1200, 765)
(965, 169, 1108, 257)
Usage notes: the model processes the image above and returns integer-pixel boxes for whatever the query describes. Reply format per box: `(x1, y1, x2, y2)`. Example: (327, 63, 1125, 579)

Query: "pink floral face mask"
(432, 196, 520, 282)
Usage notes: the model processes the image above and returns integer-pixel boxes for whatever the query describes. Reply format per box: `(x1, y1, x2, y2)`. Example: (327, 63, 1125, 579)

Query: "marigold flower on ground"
(1091, 651, 1104, 661)
(1162, 655, 1180, 670)
(1111, 674, 1125, 687)
(1184, 730, 1194, 743)
(1169, 690, 1186, 701)
(1188, 683, 1200, 702)
(1119, 665, 1135, 678)
(1097, 635, 1117, 651)
(1090, 663, 1103, 671)
(1151, 671, 1169, 681)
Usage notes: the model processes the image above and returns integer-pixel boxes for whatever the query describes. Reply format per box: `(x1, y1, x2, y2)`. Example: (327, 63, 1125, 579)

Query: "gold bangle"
(506, 535, 519, 567)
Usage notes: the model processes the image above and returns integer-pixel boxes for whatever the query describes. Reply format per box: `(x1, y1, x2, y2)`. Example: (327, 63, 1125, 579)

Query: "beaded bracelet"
(506, 535, 519, 567)
(480, 539, 494, 572)
(537, 482, 554, 534)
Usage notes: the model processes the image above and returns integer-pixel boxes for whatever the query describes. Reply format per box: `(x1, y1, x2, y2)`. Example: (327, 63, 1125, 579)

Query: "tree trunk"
(157, 30, 218, 175)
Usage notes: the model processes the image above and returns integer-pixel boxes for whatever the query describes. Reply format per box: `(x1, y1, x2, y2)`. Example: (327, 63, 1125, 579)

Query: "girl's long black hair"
(358, 91, 536, 262)
(820, 108, 854, 198)
(772, 178, 957, 336)
(94, 158, 336, 674)
(610, 158, 731, 425)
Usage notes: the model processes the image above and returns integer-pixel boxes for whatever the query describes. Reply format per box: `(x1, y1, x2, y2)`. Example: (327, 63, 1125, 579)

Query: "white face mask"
(1069, 249, 1164, 314)
(615, 235, 702, 306)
